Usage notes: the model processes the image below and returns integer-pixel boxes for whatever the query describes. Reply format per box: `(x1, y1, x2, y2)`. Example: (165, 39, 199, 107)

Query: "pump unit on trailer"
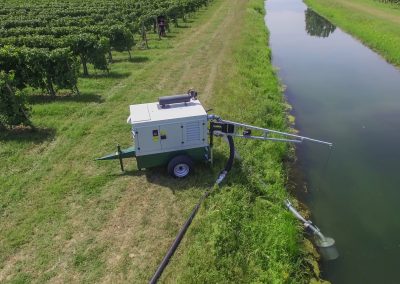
(128, 92, 209, 177)
(97, 89, 331, 178)
(96, 90, 338, 282)
(97, 90, 210, 178)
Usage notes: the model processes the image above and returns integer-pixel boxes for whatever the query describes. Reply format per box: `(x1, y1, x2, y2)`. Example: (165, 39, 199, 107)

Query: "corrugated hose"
(149, 135, 235, 283)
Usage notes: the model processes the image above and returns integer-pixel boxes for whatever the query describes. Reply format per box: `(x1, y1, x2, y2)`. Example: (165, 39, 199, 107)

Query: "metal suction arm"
(284, 200, 325, 240)
(208, 115, 332, 146)
(284, 199, 339, 260)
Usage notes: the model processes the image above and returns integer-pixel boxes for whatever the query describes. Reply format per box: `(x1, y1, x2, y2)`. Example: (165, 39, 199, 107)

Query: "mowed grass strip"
(0, 0, 322, 283)
(305, 0, 400, 67)
(162, 0, 323, 283)
(0, 1, 224, 282)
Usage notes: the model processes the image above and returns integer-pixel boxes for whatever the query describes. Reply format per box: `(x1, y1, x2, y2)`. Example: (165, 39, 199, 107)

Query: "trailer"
(97, 89, 331, 178)
(96, 90, 338, 283)
(97, 90, 210, 177)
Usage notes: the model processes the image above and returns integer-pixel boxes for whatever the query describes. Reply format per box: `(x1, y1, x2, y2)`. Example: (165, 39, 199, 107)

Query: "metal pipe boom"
(217, 118, 333, 146)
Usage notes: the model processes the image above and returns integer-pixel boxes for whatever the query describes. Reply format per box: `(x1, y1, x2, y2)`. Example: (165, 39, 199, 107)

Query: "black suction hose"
(224, 135, 235, 172)
(149, 135, 235, 284)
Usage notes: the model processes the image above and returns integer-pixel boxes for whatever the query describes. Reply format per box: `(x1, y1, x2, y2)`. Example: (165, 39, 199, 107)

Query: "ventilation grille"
(186, 121, 201, 142)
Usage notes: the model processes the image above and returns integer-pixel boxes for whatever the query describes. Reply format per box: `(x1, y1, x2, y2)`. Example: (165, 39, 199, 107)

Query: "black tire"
(167, 155, 194, 178)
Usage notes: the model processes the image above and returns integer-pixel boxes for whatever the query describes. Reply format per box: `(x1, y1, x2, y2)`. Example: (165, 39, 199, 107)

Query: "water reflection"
(305, 9, 336, 38)
(266, 0, 400, 282)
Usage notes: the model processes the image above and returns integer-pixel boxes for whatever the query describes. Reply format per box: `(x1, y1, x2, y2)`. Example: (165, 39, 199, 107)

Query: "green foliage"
(66, 34, 111, 75)
(0, 0, 212, 81)
(0, 45, 79, 95)
(47, 48, 80, 93)
(108, 25, 135, 54)
(305, 0, 400, 67)
(0, 71, 31, 128)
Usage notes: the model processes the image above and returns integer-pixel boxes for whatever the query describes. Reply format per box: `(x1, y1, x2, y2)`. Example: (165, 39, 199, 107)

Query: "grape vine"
(0, 0, 212, 127)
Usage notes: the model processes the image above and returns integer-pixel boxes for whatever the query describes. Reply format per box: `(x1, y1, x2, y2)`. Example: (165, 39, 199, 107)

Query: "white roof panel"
(129, 104, 151, 123)
(128, 100, 206, 125)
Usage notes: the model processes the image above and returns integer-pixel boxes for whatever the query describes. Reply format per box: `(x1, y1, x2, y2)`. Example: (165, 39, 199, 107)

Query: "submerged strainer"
(315, 236, 339, 261)
(285, 199, 339, 261)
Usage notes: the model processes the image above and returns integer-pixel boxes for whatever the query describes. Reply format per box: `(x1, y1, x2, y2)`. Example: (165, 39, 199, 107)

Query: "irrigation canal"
(265, 0, 400, 283)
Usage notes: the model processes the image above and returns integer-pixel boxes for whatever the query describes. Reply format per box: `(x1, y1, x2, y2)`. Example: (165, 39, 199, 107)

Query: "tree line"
(0, 0, 211, 129)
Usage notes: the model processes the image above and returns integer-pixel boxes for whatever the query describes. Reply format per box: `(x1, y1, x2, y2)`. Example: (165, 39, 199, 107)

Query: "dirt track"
(0, 0, 249, 282)
(0, 0, 249, 283)
(95, 1, 248, 282)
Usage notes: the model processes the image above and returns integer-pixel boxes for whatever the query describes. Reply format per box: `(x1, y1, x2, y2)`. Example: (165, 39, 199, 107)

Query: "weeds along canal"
(265, 0, 400, 283)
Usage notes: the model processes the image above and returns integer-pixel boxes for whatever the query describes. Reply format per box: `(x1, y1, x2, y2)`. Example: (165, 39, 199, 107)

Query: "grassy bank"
(305, 0, 400, 67)
(1, 0, 321, 282)
(163, 0, 321, 283)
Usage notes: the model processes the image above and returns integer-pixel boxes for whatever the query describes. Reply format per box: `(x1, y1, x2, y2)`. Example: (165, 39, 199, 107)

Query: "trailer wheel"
(167, 155, 193, 178)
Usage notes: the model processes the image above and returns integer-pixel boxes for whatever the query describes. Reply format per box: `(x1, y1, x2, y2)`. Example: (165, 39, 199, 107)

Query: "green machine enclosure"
(126, 97, 210, 169)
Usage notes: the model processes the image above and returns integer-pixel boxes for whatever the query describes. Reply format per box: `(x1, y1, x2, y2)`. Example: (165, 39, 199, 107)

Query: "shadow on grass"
(112, 56, 150, 64)
(176, 25, 192, 29)
(80, 71, 131, 79)
(111, 166, 212, 191)
(108, 151, 250, 193)
(0, 127, 55, 142)
(174, 19, 195, 25)
(160, 34, 176, 39)
(130, 56, 150, 63)
(145, 44, 174, 50)
(28, 93, 104, 104)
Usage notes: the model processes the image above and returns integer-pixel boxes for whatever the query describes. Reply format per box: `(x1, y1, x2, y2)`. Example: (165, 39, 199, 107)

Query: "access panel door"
(159, 122, 183, 151)
(183, 120, 206, 147)
(135, 126, 162, 155)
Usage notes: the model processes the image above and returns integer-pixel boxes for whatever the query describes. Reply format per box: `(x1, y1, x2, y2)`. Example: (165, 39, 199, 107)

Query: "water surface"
(265, 0, 400, 283)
